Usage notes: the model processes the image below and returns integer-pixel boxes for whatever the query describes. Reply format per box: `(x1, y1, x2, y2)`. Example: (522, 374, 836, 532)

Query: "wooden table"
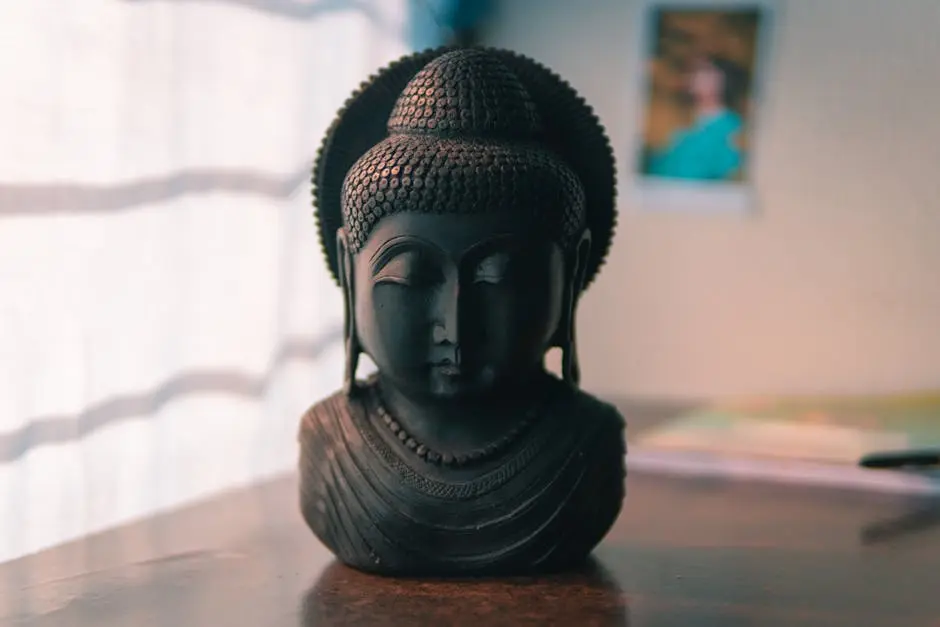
(3, 469, 939, 626)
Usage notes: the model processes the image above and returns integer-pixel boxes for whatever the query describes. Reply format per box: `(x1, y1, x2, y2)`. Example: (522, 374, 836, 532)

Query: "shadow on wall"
(122, 0, 395, 25)
(0, 167, 311, 218)
(407, 0, 497, 49)
(0, 325, 343, 464)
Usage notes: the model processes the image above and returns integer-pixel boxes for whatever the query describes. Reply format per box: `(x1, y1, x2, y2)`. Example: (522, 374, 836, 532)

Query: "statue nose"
(432, 281, 461, 358)
(432, 311, 459, 345)
(432, 323, 461, 365)
(432, 324, 450, 344)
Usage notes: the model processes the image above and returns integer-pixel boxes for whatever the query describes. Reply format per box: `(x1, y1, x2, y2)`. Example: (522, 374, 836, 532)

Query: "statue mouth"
(430, 360, 463, 377)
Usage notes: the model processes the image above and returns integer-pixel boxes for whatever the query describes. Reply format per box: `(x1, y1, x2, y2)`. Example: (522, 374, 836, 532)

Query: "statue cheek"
(529, 286, 565, 351)
(365, 284, 430, 367)
(515, 271, 565, 343)
(472, 282, 561, 361)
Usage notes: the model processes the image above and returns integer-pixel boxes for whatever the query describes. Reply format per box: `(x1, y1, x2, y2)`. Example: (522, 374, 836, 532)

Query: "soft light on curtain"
(0, 0, 408, 565)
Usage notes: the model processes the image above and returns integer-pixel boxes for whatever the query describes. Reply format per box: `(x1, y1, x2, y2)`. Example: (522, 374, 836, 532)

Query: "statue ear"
(337, 229, 361, 397)
(561, 229, 592, 386)
(571, 229, 592, 298)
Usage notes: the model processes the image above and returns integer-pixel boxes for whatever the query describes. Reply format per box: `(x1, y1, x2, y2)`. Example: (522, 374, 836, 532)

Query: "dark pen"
(859, 449, 940, 469)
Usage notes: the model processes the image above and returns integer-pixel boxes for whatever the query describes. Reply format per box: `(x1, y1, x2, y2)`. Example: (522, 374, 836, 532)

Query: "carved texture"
(298, 378, 627, 576)
(312, 46, 617, 290)
(340, 135, 586, 254)
(340, 49, 585, 254)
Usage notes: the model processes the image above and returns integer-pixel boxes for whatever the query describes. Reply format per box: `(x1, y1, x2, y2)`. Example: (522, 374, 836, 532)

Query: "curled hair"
(339, 48, 587, 252)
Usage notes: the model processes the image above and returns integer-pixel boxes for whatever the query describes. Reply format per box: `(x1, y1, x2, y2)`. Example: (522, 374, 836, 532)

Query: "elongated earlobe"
(561, 230, 592, 387)
(337, 230, 361, 397)
(561, 324, 581, 386)
(343, 338, 361, 397)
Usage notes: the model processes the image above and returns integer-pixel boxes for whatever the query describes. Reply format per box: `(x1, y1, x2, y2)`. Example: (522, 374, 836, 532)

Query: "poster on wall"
(632, 0, 774, 213)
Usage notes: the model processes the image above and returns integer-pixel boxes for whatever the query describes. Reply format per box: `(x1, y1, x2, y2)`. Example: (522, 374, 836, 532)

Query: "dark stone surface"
(299, 375, 625, 576)
(304, 47, 624, 575)
(4, 468, 940, 626)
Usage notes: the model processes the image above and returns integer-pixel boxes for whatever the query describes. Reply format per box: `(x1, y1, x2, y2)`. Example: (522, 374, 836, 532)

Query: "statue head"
(313, 48, 616, 403)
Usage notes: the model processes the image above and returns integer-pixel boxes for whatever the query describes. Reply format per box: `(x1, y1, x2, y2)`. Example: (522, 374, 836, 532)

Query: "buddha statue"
(299, 47, 625, 576)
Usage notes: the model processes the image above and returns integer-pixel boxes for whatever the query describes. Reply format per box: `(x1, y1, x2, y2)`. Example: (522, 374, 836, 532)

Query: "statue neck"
(373, 370, 554, 454)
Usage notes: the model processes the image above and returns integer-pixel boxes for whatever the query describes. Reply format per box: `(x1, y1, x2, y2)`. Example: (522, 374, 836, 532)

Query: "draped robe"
(298, 375, 626, 575)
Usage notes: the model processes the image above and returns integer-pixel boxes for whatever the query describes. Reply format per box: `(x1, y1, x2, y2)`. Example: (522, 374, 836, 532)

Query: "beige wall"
(487, 0, 940, 400)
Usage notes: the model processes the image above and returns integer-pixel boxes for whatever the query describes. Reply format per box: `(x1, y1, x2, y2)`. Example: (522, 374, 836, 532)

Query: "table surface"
(3, 464, 940, 627)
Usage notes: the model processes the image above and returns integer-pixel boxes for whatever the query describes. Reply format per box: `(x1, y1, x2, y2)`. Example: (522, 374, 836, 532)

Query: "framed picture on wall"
(631, 0, 775, 213)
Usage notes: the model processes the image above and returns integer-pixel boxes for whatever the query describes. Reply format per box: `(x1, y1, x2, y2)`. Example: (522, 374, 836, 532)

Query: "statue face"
(350, 211, 566, 401)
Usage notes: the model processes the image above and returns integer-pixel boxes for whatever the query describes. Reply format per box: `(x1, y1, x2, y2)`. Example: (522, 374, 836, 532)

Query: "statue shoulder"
(298, 387, 359, 440)
(560, 384, 626, 437)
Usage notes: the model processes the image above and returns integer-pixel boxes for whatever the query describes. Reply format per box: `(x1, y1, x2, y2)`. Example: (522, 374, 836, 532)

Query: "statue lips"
(431, 360, 463, 378)
(428, 358, 469, 397)
(430, 344, 463, 378)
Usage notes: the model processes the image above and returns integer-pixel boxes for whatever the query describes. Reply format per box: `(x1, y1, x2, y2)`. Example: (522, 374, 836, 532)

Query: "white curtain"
(0, 0, 408, 565)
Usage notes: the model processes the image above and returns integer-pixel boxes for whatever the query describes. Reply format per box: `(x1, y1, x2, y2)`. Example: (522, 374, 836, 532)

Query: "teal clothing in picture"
(646, 109, 744, 181)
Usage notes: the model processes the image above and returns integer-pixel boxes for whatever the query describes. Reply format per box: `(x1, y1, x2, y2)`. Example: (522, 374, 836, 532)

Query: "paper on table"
(629, 394, 940, 494)
(638, 416, 910, 464)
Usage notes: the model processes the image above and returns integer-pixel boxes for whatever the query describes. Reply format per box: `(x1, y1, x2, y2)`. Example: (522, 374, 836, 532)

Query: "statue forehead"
(357, 211, 548, 258)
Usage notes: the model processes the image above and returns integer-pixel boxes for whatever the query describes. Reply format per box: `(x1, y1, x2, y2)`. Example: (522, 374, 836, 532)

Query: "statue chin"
(428, 367, 490, 398)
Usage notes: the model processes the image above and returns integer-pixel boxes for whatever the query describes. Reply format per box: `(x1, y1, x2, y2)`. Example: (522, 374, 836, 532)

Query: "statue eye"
(474, 252, 511, 284)
(374, 250, 440, 287)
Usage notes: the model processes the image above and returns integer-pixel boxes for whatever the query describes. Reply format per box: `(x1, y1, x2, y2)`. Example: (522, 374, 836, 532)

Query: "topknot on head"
(387, 48, 543, 141)
(313, 45, 618, 290)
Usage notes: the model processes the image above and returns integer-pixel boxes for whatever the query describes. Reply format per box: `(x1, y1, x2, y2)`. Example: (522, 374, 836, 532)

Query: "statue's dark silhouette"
(299, 47, 625, 576)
